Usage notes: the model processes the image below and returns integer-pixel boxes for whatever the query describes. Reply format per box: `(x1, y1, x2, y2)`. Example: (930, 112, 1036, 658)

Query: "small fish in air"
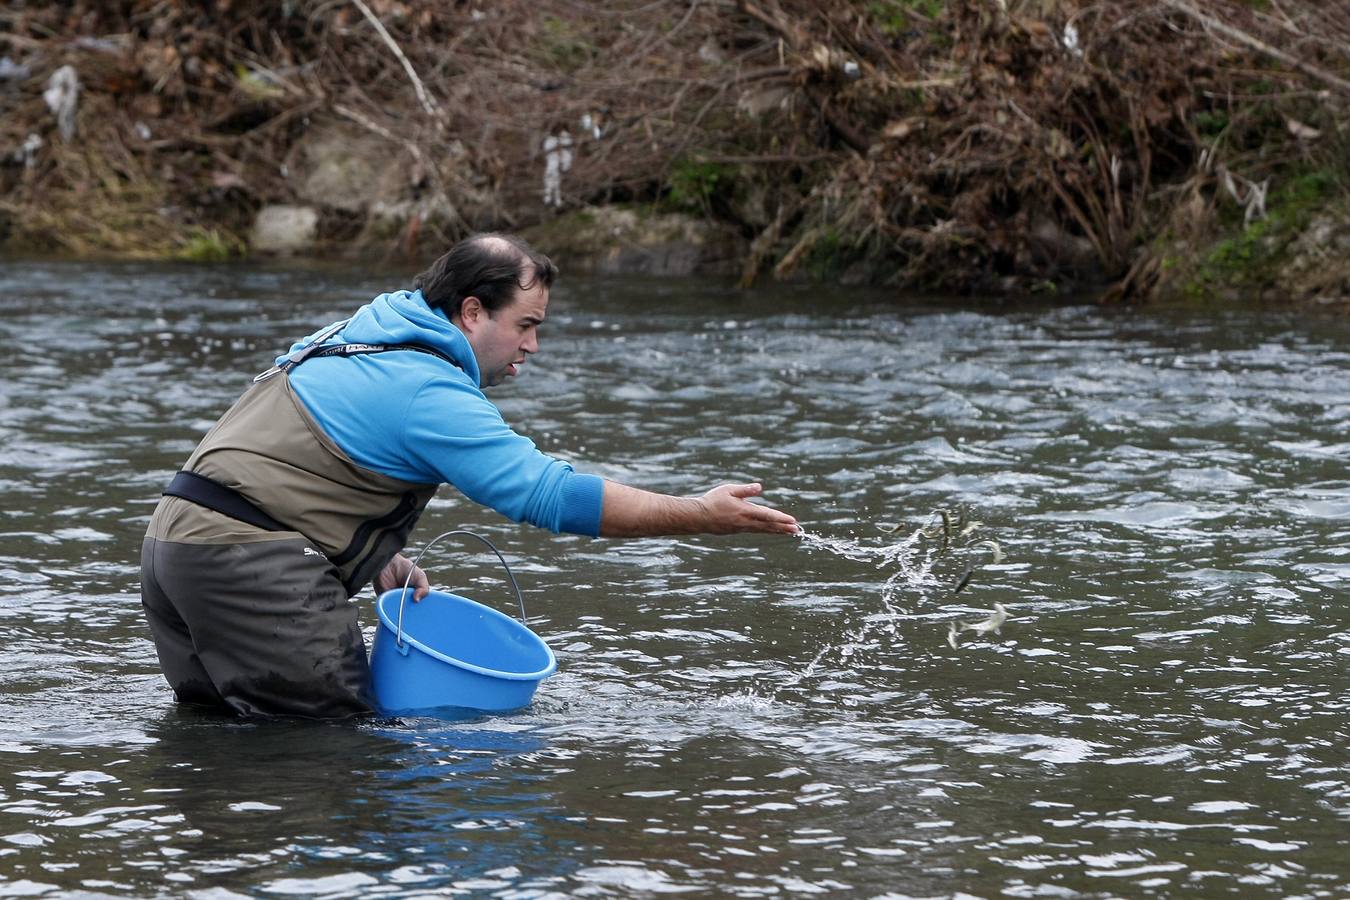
(946, 603, 1010, 648)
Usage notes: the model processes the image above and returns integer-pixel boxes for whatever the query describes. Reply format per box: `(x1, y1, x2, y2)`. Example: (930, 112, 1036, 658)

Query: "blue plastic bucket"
(370, 589, 555, 715)
(368, 531, 555, 716)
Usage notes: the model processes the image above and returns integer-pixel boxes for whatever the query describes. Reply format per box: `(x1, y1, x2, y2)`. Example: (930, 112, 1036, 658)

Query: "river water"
(0, 259, 1346, 898)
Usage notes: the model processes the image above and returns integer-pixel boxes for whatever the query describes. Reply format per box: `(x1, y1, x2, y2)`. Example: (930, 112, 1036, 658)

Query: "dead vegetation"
(1, 0, 1347, 297)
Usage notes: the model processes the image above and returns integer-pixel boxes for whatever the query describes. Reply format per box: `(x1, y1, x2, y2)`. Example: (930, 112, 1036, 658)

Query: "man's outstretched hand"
(374, 552, 431, 600)
(599, 479, 798, 537)
(698, 482, 799, 535)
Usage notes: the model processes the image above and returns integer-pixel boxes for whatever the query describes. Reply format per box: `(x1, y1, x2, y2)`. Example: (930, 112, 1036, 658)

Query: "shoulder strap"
(306, 342, 459, 367)
(253, 322, 461, 383)
(254, 318, 350, 383)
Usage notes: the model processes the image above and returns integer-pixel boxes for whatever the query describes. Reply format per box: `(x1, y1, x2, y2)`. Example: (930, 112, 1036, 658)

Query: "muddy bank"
(1, 1, 1347, 305)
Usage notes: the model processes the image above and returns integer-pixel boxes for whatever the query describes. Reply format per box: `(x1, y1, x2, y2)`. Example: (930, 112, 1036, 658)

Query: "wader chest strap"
(164, 471, 289, 533)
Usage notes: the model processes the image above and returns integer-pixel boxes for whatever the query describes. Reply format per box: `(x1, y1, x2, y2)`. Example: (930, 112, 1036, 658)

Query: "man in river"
(140, 233, 798, 719)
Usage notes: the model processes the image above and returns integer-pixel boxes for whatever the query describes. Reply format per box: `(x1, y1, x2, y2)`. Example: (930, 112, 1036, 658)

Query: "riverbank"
(1, 1, 1347, 306)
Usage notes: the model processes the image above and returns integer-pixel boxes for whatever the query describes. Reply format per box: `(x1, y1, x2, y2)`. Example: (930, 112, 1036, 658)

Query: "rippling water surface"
(0, 260, 1346, 897)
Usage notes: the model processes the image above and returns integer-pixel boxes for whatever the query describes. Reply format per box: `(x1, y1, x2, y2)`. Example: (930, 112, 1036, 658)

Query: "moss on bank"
(1156, 167, 1350, 306)
(176, 228, 247, 263)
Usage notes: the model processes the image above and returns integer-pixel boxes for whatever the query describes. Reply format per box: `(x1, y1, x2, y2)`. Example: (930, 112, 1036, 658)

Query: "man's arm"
(381, 481, 795, 599)
(600, 481, 798, 538)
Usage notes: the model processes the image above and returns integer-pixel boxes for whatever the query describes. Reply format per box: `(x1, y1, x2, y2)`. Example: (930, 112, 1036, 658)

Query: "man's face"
(456, 280, 549, 388)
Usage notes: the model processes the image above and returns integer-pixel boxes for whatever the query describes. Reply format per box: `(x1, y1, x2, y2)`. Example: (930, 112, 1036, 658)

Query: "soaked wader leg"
(141, 539, 226, 707)
(140, 535, 374, 719)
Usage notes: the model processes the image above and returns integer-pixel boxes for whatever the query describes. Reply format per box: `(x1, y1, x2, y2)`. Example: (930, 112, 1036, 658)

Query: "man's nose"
(522, 330, 539, 354)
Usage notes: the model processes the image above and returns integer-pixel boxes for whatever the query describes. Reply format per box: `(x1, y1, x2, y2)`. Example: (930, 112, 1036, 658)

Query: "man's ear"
(459, 296, 484, 331)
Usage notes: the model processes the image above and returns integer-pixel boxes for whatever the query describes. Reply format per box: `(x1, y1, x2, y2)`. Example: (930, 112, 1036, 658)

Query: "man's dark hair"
(413, 233, 558, 320)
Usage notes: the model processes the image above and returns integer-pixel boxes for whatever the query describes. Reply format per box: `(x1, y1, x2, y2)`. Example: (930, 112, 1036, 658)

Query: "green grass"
(664, 159, 730, 214)
(175, 228, 244, 262)
(805, 228, 846, 280)
(538, 16, 595, 72)
(866, 0, 943, 37)
(1193, 109, 1229, 139)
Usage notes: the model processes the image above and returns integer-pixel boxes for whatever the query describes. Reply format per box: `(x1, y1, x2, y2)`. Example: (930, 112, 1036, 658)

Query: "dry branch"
(348, 0, 443, 120)
(1163, 0, 1350, 97)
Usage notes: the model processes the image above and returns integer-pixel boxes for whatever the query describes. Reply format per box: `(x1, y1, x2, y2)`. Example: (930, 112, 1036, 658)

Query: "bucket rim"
(374, 588, 557, 681)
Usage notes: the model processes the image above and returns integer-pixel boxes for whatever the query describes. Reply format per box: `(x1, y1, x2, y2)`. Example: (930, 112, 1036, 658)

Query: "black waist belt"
(163, 471, 290, 533)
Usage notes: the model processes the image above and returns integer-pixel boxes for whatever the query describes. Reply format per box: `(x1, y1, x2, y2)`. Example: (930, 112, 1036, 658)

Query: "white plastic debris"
(18, 133, 42, 167)
(0, 56, 32, 81)
(1220, 166, 1269, 225)
(43, 65, 80, 141)
(1063, 23, 1082, 57)
(1242, 179, 1269, 225)
(1286, 118, 1321, 141)
(542, 130, 574, 208)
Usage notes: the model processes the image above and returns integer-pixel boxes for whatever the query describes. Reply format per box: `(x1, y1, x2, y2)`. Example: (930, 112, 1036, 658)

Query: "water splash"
(782, 522, 1013, 693)
(795, 527, 944, 614)
(778, 527, 950, 694)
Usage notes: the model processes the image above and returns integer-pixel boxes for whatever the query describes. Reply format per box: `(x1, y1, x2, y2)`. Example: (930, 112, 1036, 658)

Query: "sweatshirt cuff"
(557, 473, 605, 537)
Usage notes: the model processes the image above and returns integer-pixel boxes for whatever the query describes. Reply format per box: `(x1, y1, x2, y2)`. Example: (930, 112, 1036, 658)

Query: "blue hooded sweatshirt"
(278, 289, 604, 536)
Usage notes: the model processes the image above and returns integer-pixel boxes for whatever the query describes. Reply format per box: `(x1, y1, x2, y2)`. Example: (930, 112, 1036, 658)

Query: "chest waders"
(140, 329, 455, 718)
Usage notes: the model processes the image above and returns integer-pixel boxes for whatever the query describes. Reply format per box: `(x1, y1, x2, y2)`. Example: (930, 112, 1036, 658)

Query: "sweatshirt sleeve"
(399, 375, 604, 536)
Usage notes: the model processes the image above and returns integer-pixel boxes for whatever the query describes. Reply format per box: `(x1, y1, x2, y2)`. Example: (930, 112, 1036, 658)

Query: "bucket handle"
(395, 529, 529, 650)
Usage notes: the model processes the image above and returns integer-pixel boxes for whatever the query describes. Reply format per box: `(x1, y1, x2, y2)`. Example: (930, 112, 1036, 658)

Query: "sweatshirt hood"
(281, 289, 481, 387)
